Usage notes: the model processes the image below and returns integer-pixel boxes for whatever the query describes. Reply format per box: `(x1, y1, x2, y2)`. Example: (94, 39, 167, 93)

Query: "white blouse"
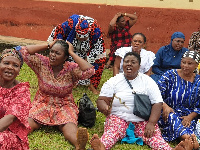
(99, 73, 163, 122)
(115, 47, 155, 74)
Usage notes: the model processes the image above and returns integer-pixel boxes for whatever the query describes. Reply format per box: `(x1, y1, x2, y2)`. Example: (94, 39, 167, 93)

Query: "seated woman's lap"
(101, 115, 171, 150)
(158, 112, 194, 141)
(132, 121, 171, 150)
(100, 115, 128, 150)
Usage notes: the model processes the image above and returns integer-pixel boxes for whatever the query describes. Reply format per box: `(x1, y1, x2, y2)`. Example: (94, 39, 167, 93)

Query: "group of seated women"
(0, 26, 200, 149)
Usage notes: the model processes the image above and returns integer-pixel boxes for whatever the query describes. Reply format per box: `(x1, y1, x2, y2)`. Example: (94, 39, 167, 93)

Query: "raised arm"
(108, 12, 122, 34)
(123, 12, 137, 27)
(25, 40, 57, 55)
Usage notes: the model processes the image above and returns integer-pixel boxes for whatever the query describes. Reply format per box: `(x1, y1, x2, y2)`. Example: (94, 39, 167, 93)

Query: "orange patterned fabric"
(20, 46, 95, 125)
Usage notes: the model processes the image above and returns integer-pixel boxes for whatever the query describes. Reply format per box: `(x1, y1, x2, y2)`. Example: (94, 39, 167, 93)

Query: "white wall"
(39, 0, 200, 10)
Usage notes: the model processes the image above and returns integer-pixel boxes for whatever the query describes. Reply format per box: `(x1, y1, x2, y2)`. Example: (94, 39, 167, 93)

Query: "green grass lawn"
(17, 64, 176, 150)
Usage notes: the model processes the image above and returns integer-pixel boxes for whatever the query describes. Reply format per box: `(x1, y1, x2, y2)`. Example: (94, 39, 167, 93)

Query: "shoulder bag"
(124, 75, 152, 120)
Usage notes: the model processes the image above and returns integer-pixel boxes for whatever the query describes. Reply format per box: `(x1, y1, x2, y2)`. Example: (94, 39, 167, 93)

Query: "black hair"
(132, 33, 146, 43)
(54, 40, 69, 58)
(123, 51, 141, 65)
(116, 15, 124, 22)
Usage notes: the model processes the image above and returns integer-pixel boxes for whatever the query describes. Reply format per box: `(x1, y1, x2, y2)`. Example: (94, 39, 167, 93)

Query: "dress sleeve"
(20, 46, 48, 75)
(5, 83, 31, 142)
(115, 47, 125, 58)
(69, 62, 95, 82)
(144, 51, 155, 73)
(99, 77, 115, 97)
(146, 76, 163, 104)
(87, 21, 106, 63)
(152, 46, 165, 75)
(157, 71, 170, 101)
(188, 32, 196, 49)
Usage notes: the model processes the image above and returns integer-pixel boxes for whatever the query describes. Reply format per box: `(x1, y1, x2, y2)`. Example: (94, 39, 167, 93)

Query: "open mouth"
(49, 57, 56, 62)
(126, 67, 132, 73)
(4, 71, 13, 77)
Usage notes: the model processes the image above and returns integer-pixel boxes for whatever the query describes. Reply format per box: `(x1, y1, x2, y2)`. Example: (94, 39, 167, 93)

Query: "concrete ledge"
(0, 35, 46, 46)
(0, 35, 110, 56)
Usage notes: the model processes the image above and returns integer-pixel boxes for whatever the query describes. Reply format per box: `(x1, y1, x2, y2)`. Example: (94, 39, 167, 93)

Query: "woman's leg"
(59, 123, 88, 150)
(99, 115, 128, 150)
(133, 121, 172, 150)
(28, 118, 42, 133)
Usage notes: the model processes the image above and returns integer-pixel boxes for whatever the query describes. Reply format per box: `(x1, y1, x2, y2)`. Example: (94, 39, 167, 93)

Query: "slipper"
(77, 127, 89, 150)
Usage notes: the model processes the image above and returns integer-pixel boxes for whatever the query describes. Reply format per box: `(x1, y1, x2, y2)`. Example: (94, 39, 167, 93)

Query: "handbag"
(77, 93, 96, 128)
(124, 75, 152, 120)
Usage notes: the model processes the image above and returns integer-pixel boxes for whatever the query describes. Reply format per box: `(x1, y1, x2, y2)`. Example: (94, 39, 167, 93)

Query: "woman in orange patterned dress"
(18, 40, 95, 150)
(0, 48, 31, 149)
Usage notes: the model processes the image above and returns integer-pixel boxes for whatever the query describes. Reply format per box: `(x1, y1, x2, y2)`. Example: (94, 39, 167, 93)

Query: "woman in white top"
(113, 33, 155, 76)
(89, 52, 197, 150)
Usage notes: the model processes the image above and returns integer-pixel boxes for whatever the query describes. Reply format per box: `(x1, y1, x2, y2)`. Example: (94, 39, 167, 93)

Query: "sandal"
(76, 127, 89, 150)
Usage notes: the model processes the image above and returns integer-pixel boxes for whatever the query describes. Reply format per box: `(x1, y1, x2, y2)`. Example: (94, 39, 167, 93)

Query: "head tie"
(171, 32, 185, 41)
(0, 46, 23, 68)
(182, 51, 200, 64)
(76, 19, 90, 39)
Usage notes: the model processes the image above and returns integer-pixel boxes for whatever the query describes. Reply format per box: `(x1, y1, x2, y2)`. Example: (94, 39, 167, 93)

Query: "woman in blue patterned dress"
(158, 51, 200, 144)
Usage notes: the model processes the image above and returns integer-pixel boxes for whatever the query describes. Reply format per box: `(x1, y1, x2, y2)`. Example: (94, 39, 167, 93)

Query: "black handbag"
(78, 93, 96, 128)
(124, 75, 152, 120)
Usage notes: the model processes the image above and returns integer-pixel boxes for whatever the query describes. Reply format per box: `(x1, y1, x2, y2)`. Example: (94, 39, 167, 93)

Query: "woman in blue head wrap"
(151, 32, 188, 83)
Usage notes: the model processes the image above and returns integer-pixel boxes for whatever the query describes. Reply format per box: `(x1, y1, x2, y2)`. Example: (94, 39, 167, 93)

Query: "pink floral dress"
(0, 82, 31, 150)
(20, 47, 95, 126)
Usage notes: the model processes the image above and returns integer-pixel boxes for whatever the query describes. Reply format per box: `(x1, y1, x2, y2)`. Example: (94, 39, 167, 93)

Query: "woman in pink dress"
(19, 39, 95, 150)
(0, 48, 31, 149)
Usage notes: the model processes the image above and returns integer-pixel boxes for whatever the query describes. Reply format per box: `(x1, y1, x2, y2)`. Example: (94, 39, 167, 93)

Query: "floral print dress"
(20, 46, 95, 125)
(0, 82, 31, 150)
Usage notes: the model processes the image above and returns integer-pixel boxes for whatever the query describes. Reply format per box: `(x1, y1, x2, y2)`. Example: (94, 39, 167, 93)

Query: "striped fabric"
(158, 69, 200, 141)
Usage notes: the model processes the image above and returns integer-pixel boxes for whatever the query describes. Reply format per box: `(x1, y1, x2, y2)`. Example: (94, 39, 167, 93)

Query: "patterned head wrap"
(76, 19, 90, 39)
(182, 51, 200, 64)
(0, 46, 23, 68)
(171, 32, 185, 41)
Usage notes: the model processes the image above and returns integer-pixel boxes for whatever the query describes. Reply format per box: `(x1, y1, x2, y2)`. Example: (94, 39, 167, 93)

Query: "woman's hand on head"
(115, 12, 122, 17)
(49, 39, 59, 48)
(66, 41, 74, 55)
(162, 103, 174, 122)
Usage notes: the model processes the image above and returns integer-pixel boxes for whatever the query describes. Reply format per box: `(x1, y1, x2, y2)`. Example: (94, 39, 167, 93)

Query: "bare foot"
(76, 127, 89, 150)
(174, 138, 193, 150)
(90, 134, 105, 150)
(88, 84, 100, 95)
(191, 134, 199, 150)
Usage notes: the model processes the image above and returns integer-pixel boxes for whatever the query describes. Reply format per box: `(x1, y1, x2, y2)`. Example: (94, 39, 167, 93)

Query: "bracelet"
(47, 43, 50, 50)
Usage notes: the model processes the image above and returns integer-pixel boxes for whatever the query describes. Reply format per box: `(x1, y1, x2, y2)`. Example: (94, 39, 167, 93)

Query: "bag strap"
(124, 75, 135, 94)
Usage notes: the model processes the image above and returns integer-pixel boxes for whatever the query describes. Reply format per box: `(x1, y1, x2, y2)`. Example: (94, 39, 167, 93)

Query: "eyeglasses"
(173, 40, 184, 44)
(132, 40, 143, 44)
